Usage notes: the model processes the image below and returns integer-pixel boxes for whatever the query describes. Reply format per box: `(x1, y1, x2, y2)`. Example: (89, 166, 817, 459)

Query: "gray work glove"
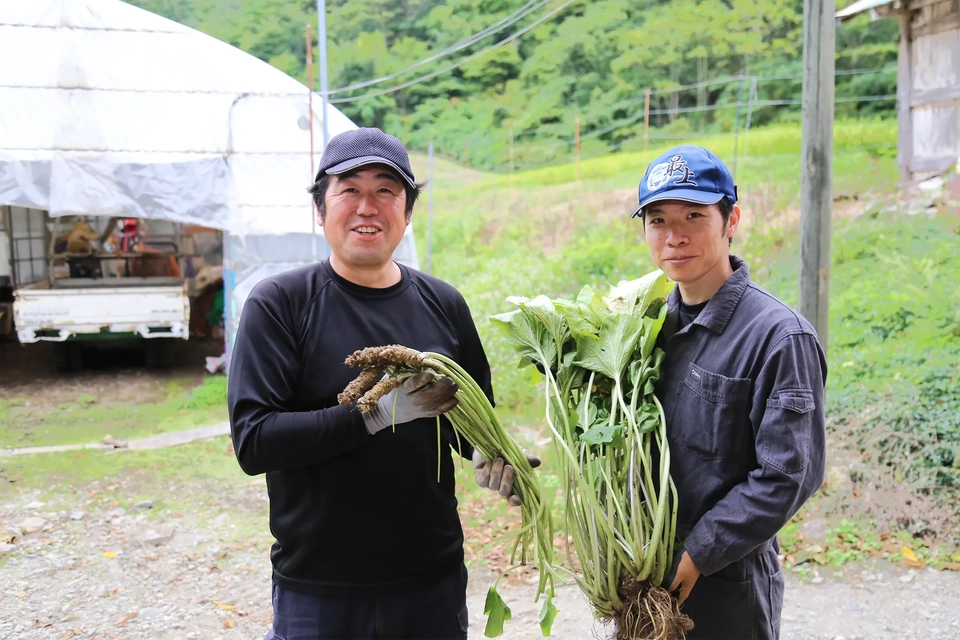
(362, 371, 459, 435)
(472, 448, 541, 507)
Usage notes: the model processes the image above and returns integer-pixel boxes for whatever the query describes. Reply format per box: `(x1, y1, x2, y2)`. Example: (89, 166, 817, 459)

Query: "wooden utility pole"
(643, 88, 651, 151)
(799, 0, 835, 352)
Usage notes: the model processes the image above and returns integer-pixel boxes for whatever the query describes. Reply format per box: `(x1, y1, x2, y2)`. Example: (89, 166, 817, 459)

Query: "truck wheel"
(54, 343, 85, 372)
(144, 341, 175, 369)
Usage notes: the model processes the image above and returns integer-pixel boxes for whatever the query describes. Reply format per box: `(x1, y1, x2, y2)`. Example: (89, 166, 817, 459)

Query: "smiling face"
(319, 164, 409, 286)
(642, 198, 740, 304)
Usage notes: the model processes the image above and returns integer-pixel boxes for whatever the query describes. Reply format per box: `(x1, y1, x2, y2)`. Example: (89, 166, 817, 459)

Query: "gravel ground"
(2, 474, 959, 640)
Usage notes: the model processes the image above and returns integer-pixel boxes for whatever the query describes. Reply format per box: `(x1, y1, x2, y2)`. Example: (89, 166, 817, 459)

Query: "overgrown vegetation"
(127, 0, 898, 168)
(760, 211, 960, 506)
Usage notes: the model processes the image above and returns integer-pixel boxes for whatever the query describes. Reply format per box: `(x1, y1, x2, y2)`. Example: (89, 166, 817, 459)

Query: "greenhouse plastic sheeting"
(0, 1, 357, 234)
(0, 0, 420, 357)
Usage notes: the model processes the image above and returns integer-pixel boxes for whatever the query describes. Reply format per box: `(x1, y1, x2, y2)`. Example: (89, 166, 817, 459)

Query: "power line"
(328, 0, 580, 104)
(327, 0, 552, 95)
(646, 66, 895, 97)
(512, 92, 895, 148)
(451, 91, 896, 165)
(507, 67, 895, 138)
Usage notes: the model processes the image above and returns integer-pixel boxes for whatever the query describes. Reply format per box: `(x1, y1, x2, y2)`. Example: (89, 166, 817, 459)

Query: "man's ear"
(316, 204, 324, 227)
(727, 204, 741, 239)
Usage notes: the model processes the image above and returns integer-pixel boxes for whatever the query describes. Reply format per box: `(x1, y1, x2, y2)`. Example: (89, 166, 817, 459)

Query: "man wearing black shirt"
(631, 146, 827, 639)
(228, 128, 531, 640)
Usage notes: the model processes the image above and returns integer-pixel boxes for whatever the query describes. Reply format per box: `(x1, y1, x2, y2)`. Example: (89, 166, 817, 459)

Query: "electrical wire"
(327, 0, 552, 95)
(502, 67, 896, 138)
(328, 0, 580, 104)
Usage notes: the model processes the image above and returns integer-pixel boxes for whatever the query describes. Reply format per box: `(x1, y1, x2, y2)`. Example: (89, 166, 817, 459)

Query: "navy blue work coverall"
(657, 256, 827, 640)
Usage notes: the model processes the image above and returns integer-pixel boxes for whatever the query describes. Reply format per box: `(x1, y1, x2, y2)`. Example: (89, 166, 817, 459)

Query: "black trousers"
(682, 547, 784, 640)
(266, 564, 469, 640)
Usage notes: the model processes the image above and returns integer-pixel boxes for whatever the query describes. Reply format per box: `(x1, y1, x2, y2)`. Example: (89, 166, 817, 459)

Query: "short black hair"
(639, 196, 734, 223)
(716, 196, 734, 226)
(308, 169, 423, 222)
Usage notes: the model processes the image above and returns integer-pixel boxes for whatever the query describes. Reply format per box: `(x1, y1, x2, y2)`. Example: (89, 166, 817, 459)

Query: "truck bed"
(35, 277, 185, 289)
(14, 281, 190, 343)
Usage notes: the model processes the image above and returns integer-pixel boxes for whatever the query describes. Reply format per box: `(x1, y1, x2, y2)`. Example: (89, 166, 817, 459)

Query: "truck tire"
(54, 343, 85, 372)
(144, 340, 175, 369)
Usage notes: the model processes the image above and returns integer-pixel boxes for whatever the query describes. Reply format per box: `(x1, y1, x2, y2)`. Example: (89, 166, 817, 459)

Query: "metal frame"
(55, 216, 188, 287)
(3, 205, 15, 288)
(6, 206, 48, 289)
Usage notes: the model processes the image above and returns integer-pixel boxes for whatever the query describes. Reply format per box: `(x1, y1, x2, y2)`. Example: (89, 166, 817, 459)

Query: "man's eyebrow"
(647, 203, 708, 214)
(335, 171, 401, 184)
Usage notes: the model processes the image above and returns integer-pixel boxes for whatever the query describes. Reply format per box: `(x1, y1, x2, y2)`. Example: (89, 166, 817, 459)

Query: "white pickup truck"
(3, 208, 195, 370)
(13, 278, 190, 369)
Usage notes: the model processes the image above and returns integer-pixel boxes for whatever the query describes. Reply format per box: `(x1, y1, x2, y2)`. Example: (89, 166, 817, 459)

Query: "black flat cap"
(315, 127, 417, 189)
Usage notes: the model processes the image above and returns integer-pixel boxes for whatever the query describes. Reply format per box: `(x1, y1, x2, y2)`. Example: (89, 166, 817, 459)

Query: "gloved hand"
(472, 448, 541, 507)
(362, 370, 459, 435)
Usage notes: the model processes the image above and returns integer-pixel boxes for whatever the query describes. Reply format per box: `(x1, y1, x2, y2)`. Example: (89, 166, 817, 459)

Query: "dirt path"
(0, 422, 230, 456)
(2, 458, 958, 640)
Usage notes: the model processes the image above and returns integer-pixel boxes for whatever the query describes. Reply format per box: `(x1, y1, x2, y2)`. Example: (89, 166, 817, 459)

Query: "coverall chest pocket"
(673, 363, 752, 460)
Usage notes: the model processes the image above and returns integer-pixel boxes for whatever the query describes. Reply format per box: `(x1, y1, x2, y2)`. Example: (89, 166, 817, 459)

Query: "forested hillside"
(128, 0, 898, 168)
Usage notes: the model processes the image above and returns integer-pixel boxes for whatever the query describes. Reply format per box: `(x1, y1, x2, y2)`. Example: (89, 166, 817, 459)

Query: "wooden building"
(838, 0, 960, 183)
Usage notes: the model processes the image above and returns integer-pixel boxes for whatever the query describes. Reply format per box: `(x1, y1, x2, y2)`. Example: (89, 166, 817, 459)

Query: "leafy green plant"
(493, 270, 691, 638)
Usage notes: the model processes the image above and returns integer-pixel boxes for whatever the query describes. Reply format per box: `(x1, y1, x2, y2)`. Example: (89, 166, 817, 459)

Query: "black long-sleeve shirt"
(227, 260, 493, 595)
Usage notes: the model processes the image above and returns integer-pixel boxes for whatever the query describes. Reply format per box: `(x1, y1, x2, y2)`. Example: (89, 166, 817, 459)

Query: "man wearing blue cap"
(228, 127, 538, 639)
(632, 145, 827, 639)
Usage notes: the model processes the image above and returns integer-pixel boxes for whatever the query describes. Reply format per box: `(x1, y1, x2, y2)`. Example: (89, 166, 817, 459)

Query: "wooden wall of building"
(909, 0, 960, 177)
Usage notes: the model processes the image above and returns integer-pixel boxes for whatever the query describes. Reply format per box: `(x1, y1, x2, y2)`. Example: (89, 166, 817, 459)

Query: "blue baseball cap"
(630, 145, 737, 218)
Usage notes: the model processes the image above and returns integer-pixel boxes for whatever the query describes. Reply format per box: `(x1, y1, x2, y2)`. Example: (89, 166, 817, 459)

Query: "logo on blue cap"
(631, 145, 737, 218)
(646, 155, 699, 191)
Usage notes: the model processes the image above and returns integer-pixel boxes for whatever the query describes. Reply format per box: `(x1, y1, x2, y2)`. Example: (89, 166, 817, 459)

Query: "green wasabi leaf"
(580, 423, 623, 445)
(605, 269, 673, 316)
(558, 286, 607, 339)
(638, 304, 669, 361)
(490, 308, 552, 370)
(538, 594, 558, 636)
(483, 586, 513, 638)
(520, 295, 571, 358)
(637, 404, 660, 433)
(573, 311, 647, 381)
